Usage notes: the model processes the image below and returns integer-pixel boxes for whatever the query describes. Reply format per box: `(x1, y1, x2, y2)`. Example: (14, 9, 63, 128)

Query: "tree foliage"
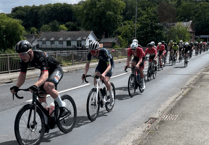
(0, 14, 25, 52)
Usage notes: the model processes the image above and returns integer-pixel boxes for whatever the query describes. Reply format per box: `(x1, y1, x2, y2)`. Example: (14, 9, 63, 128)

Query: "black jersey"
(87, 48, 114, 67)
(20, 50, 59, 73)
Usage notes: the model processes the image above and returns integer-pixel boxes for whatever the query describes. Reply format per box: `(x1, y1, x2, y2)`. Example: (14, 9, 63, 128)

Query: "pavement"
(132, 63, 209, 145)
(0, 58, 127, 84)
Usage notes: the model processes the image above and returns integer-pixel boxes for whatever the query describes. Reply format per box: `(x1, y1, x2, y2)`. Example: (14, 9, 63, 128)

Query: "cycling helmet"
(200, 41, 203, 44)
(89, 41, 99, 50)
(132, 39, 138, 44)
(180, 40, 183, 43)
(158, 42, 162, 46)
(147, 43, 152, 47)
(185, 42, 189, 46)
(150, 41, 155, 46)
(174, 42, 177, 45)
(161, 41, 165, 44)
(15, 40, 31, 53)
(131, 42, 138, 50)
(170, 40, 173, 43)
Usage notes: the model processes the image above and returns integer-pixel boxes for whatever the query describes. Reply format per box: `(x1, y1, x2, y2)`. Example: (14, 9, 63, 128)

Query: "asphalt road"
(0, 51, 209, 145)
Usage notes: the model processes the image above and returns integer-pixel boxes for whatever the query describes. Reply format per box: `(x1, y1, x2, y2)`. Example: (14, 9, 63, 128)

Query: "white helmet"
(131, 42, 138, 50)
(89, 41, 99, 50)
(180, 40, 183, 43)
(185, 42, 189, 46)
(150, 41, 155, 46)
(158, 42, 162, 46)
(132, 39, 138, 44)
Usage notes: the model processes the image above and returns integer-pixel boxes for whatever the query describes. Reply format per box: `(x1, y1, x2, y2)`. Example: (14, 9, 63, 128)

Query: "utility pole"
(135, 0, 137, 38)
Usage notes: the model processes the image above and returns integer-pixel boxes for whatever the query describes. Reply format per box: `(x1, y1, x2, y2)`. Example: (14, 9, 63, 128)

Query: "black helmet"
(15, 40, 31, 53)
(147, 43, 152, 47)
(161, 41, 165, 44)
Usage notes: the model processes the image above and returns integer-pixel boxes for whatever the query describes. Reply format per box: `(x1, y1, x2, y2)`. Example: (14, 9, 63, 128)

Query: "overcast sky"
(0, 0, 80, 13)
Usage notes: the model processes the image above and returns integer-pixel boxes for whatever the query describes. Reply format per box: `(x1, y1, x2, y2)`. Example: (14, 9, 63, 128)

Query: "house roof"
(37, 31, 97, 41)
(100, 37, 118, 43)
(24, 34, 39, 43)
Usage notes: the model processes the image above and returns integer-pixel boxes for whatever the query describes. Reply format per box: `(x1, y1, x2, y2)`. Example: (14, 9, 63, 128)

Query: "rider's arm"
(16, 72, 26, 88)
(35, 70, 49, 87)
(126, 56, 131, 66)
(136, 58, 142, 67)
(103, 63, 111, 75)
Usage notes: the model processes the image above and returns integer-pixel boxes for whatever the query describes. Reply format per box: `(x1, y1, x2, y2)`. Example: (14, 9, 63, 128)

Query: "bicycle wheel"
(56, 95, 77, 133)
(163, 56, 166, 67)
(184, 59, 187, 68)
(15, 104, 45, 145)
(105, 82, 116, 112)
(128, 74, 136, 97)
(146, 66, 151, 82)
(153, 69, 157, 79)
(87, 88, 100, 122)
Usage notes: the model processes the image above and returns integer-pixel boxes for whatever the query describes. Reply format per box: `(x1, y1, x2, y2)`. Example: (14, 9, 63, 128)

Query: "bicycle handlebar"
(13, 88, 45, 100)
(83, 74, 104, 83)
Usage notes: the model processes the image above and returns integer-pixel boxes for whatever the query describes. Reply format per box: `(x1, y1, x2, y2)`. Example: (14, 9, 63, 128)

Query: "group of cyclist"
(9, 38, 209, 137)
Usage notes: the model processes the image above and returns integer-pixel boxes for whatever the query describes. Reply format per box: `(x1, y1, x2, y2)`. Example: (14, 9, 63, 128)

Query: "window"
(77, 41, 81, 47)
(51, 41, 54, 45)
(42, 40, 46, 44)
(67, 41, 71, 46)
(59, 41, 63, 45)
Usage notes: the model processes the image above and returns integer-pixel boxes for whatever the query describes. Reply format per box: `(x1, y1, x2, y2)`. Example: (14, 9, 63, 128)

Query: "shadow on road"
(174, 66, 185, 68)
(115, 86, 140, 100)
(0, 141, 18, 145)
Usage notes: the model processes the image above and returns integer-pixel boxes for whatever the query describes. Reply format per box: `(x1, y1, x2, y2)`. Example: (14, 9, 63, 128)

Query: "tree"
(59, 24, 68, 31)
(49, 20, 60, 31)
(30, 27, 37, 34)
(0, 14, 25, 52)
(40, 24, 51, 32)
(65, 22, 80, 31)
(78, 0, 125, 38)
(167, 23, 191, 42)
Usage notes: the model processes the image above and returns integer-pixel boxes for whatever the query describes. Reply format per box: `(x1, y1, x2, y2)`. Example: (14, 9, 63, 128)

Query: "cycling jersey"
(87, 48, 113, 66)
(145, 47, 157, 56)
(127, 47, 145, 59)
(184, 46, 192, 53)
(87, 48, 114, 77)
(157, 45, 165, 51)
(20, 50, 59, 73)
(179, 43, 184, 48)
(172, 45, 179, 50)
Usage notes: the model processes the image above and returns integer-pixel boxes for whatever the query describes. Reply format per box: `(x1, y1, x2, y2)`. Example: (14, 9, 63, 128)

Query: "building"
(195, 35, 209, 42)
(37, 31, 97, 50)
(100, 36, 120, 48)
(24, 34, 39, 48)
(159, 20, 195, 42)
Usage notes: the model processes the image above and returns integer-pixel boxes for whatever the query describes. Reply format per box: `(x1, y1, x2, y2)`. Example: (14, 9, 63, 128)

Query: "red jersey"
(127, 47, 145, 58)
(157, 45, 165, 51)
(145, 47, 157, 55)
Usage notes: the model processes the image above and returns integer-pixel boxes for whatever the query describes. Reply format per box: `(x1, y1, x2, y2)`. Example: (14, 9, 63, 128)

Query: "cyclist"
(145, 43, 158, 70)
(132, 39, 142, 47)
(189, 42, 194, 58)
(10, 40, 68, 117)
(82, 41, 114, 106)
(199, 41, 203, 54)
(157, 42, 165, 67)
(170, 42, 179, 61)
(183, 42, 192, 61)
(150, 41, 157, 49)
(125, 42, 146, 89)
(179, 40, 184, 61)
(168, 40, 174, 61)
(194, 41, 199, 54)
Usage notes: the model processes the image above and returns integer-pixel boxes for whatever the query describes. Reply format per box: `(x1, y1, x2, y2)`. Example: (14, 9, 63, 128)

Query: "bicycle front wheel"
(128, 74, 136, 97)
(105, 82, 116, 112)
(87, 88, 100, 122)
(14, 104, 45, 145)
(56, 95, 77, 134)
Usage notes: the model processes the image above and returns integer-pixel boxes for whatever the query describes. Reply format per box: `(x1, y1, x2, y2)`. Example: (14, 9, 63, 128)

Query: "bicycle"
(157, 55, 163, 71)
(184, 51, 190, 68)
(83, 75, 115, 122)
(146, 57, 157, 82)
(125, 66, 145, 97)
(13, 88, 77, 145)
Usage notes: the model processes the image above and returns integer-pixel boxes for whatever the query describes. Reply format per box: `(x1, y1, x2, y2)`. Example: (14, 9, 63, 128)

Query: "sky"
(0, 0, 81, 13)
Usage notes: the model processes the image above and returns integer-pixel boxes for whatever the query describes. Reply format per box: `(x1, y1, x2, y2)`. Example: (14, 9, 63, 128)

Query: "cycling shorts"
(132, 56, 145, 69)
(95, 61, 114, 77)
(39, 65, 64, 91)
(158, 50, 164, 56)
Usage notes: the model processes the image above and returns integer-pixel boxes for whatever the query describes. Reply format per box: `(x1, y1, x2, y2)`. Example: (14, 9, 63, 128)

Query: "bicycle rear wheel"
(56, 95, 77, 133)
(14, 104, 45, 145)
(87, 88, 100, 122)
(128, 74, 136, 97)
(105, 82, 116, 112)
